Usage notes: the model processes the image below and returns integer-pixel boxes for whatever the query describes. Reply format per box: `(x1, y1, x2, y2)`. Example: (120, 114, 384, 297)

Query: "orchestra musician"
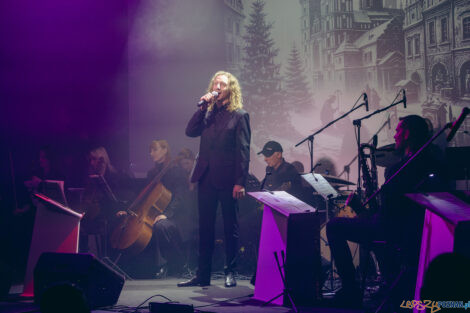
(80, 146, 132, 255)
(326, 115, 447, 309)
(116, 140, 187, 278)
(178, 71, 251, 288)
(258, 140, 303, 198)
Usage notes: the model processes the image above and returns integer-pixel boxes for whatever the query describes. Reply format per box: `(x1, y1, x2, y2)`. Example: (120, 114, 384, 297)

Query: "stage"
(3, 278, 365, 313)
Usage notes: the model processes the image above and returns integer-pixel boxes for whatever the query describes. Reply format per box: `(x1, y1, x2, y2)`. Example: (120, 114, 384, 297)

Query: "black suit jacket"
(186, 105, 251, 190)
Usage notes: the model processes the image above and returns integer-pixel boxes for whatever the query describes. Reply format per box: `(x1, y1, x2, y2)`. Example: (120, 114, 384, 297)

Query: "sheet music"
(248, 191, 315, 216)
(42, 179, 68, 207)
(301, 173, 338, 200)
(89, 174, 118, 203)
(405, 192, 470, 226)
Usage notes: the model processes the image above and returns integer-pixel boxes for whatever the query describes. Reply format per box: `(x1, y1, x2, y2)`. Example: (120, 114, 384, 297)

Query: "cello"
(110, 160, 176, 255)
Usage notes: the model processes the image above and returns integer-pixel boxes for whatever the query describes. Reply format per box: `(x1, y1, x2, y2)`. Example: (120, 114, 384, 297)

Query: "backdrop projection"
(128, 0, 469, 185)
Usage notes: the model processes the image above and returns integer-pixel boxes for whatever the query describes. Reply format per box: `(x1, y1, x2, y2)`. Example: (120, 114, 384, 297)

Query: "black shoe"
(177, 276, 210, 287)
(224, 272, 236, 288)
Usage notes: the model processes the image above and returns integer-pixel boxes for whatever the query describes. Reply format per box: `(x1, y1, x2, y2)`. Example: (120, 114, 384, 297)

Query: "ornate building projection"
(299, 0, 404, 95)
(224, 0, 245, 76)
(403, 0, 470, 146)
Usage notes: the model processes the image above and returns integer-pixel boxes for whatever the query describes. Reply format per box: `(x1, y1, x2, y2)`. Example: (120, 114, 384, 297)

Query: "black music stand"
(302, 173, 340, 294)
(42, 180, 68, 207)
(86, 175, 131, 279)
(262, 250, 298, 313)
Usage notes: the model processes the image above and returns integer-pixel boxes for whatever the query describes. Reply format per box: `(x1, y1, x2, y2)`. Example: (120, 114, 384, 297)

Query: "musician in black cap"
(258, 141, 303, 199)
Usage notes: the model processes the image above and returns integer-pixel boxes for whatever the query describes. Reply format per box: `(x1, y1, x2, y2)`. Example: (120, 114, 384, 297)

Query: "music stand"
(23, 193, 83, 296)
(262, 250, 298, 313)
(249, 191, 320, 307)
(42, 180, 68, 207)
(301, 173, 338, 226)
(302, 173, 339, 293)
(88, 174, 118, 204)
(85, 175, 131, 279)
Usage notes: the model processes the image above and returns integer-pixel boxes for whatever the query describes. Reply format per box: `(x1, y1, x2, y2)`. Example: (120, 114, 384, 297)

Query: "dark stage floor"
(2, 278, 366, 313)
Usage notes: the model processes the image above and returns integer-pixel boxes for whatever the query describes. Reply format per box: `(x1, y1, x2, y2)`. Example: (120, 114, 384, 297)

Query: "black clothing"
(147, 163, 188, 221)
(80, 170, 133, 231)
(146, 163, 187, 274)
(187, 105, 251, 188)
(263, 159, 315, 208)
(326, 145, 447, 301)
(263, 159, 302, 194)
(186, 105, 251, 282)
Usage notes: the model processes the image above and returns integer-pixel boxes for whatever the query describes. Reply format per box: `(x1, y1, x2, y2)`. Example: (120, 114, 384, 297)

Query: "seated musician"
(23, 146, 65, 193)
(326, 115, 447, 309)
(118, 140, 186, 278)
(80, 146, 133, 254)
(16, 146, 66, 216)
(258, 141, 303, 197)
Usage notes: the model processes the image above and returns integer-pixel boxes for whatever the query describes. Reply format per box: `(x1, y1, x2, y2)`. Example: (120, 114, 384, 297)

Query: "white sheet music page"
(301, 173, 338, 200)
(248, 190, 315, 216)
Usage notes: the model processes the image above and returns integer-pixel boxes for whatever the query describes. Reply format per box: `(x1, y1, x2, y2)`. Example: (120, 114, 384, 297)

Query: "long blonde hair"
(206, 71, 243, 112)
(88, 146, 116, 175)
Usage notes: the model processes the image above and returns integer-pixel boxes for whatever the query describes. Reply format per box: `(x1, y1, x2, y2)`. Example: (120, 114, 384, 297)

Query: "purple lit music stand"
(405, 192, 470, 313)
(22, 193, 84, 297)
(248, 191, 321, 307)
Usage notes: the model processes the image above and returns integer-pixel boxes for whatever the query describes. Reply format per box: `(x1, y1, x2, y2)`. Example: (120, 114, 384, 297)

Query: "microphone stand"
(352, 90, 405, 197)
(295, 93, 367, 173)
(338, 114, 391, 179)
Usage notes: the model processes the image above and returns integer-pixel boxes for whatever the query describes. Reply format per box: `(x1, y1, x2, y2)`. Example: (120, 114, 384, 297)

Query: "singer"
(178, 71, 251, 288)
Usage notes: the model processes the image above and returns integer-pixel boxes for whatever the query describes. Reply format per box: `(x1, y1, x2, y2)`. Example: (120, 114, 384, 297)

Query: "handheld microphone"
(402, 89, 407, 109)
(197, 91, 218, 107)
(446, 107, 469, 142)
(364, 93, 369, 111)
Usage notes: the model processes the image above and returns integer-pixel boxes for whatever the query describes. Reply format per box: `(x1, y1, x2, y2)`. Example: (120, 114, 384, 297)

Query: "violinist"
(325, 115, 447, 309)
(117, 140, 186, 278)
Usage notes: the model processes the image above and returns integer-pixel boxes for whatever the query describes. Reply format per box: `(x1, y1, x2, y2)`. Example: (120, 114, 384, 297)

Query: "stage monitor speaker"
(34, 252, 125, 309)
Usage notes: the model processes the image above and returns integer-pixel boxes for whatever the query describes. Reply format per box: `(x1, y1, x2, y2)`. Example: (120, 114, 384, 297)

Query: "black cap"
(258, 141, 283, 157)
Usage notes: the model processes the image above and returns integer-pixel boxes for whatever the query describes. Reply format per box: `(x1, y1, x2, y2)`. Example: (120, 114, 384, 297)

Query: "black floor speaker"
(34, 252, 125, 309)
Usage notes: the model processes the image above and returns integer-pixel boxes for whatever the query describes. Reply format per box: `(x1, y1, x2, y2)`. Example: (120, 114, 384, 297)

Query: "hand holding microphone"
(197, 91, 218, 109)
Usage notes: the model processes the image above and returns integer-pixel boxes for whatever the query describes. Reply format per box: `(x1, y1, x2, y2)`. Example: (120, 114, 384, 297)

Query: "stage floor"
(3, 278, 364, 313)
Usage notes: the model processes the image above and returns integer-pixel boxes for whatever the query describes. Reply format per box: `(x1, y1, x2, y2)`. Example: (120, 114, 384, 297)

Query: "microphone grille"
(211, 91, 219, 97)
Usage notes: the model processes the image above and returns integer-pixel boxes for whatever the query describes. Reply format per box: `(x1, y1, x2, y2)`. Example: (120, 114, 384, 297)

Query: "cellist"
(116, 140, 187, 278)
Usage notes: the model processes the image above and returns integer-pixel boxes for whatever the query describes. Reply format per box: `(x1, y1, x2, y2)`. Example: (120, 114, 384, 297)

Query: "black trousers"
(327, 214, 422, 301)
(197, 172, 239, 281)
(152, 218, 183, 274)
(326, 216, 382, 288)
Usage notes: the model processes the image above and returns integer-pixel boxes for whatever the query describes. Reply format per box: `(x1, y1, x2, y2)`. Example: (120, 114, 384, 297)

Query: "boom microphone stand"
(352, 89, 406, 197)
(296, 93, 368, 173)
(338, 114, 391, 179)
